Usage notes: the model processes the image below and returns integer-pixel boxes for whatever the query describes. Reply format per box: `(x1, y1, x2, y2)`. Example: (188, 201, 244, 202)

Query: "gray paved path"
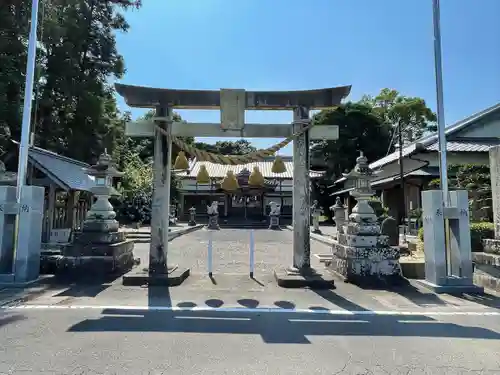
(1, 308, 500, 374)
(2, 229, 500, 374)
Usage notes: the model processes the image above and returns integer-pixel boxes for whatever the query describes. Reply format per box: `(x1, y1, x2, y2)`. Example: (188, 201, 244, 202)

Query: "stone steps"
(472, 252, 500, 292)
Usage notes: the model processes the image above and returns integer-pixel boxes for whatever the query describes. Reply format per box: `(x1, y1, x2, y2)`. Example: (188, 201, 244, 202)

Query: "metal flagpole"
(12, 0, 40, 272)
(16, 0, 40, 202)
(432, 0, 448, 200)
(432, 0, 452, 275)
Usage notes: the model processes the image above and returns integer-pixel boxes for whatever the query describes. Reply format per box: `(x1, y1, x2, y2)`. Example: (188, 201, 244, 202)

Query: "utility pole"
(398, 121, 406, 243)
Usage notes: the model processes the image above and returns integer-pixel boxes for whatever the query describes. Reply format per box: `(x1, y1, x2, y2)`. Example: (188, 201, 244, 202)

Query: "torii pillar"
(115, 83, 351, 287)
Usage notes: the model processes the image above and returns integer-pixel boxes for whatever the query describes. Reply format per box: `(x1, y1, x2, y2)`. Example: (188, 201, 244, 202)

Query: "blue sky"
(114, 0, 500, 155)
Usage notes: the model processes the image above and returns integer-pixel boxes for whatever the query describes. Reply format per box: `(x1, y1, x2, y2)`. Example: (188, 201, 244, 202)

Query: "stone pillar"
(489, 146, 500, 238)
(483, 146, 500, 254)
(292, 106, 311, 269)
(150, 106, 173, 274)
(417, 189, 483, 293)
(274, 107, 335, 288)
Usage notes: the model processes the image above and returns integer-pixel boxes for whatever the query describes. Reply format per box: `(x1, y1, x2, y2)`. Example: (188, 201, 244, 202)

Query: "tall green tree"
(310, 102, 392, 181)
(33, 0, 141, 163)
(0, 0, 31, 158)
(360, 88, 437, 145)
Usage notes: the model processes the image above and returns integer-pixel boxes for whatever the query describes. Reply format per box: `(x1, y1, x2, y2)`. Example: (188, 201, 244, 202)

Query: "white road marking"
(2, 304, 500, 316)
(175, 316, 250, 321)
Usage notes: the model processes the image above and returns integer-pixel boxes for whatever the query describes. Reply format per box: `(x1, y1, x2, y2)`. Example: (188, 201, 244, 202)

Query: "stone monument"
(311, 200, 322, 234)
(381, 216, 399, 246)
(269, 201, 281, 230)
(0, 161, 45, 285)
(329, 152, 405, 286)
(188, 206, 197, 226)
(417, 189, 483, 293)
(56, 151, 135, 276)
(206, 201, 220, 230)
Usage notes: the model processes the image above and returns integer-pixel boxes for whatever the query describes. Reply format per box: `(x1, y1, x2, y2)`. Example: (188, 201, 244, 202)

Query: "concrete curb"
(284, 225, 335, 246)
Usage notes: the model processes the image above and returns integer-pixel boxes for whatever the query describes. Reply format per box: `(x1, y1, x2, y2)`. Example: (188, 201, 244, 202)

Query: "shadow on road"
(67, 308, 500, 344)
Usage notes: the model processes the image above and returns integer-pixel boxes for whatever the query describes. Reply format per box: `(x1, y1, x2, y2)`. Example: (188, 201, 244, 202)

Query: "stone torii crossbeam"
(116, 84, 351, 287)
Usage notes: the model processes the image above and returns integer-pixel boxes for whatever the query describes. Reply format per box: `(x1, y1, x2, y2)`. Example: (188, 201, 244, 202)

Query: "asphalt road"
(1, 307, 500, 374)
(1, 229, 500, 374)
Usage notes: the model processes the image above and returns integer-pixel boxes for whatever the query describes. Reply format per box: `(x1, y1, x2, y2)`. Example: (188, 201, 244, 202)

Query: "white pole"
(432, 0, 448, 202)
(15, 0, 40, 202)
(207, 231, 213, 278)
(13, 0, 40, 275)
(249, 229, 255, 278)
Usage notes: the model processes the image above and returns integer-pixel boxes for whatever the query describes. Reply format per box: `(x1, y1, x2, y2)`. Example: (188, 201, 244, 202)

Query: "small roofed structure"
(5, 142, 96, 243)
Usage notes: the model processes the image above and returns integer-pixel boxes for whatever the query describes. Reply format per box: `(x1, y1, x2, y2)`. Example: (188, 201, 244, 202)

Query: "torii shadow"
(67, 308, 500, 344)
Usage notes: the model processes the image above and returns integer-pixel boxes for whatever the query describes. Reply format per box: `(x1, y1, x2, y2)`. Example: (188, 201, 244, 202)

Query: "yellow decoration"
(173, 151, 189, 170)
(221, 170, 240, 191)
(196, 165, 210, 184)
(248, 166, 264, 186)
(271, 156, 287, 174)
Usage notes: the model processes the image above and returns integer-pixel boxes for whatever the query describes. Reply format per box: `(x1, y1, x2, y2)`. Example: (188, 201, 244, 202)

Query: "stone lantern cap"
(85, 149, 124, 178)
(342, 151, 380, 197)
(342, 151, 373, 180)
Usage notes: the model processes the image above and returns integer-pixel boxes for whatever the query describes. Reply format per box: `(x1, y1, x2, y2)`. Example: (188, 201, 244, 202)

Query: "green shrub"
(470, 222, 495, 251)
(417, 222, 494, 252)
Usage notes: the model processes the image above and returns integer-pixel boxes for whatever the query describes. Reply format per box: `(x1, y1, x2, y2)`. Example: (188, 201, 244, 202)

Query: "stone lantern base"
(50, 218, 136, 278)
(328, 222, 406, 286)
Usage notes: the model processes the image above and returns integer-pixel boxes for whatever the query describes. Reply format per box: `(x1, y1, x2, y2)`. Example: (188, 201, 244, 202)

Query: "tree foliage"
(311, 102, 392, 181)
(360, 88, 437, 145)
(428, 164, 492, 222)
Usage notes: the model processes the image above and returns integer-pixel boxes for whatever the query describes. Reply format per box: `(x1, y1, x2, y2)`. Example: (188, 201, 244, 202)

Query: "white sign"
(309, 125, 339, 141)
(49, 228, 72, 244)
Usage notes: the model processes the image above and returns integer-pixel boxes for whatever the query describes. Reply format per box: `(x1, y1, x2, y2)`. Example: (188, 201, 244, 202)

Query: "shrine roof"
(115, 83, 352, 110)
(175, 156, 324, 179)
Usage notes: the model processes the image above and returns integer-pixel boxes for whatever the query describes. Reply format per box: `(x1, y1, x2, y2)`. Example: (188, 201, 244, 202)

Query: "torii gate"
(116, 84, 351, 287)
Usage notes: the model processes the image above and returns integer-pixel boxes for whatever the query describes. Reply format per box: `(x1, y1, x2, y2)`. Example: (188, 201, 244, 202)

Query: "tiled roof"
(176, 156, 324, 179)
(426, 140, 500, 152)
(369, 102, 500, 170)
(27, 146, 95, 192)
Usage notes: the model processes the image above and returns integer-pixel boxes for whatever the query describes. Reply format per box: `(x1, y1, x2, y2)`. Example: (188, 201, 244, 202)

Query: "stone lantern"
(83, 150, 123, 230)
(188, 206, 197, 226)
(328, 151, 404, 286)
(342, 152, 378, 224)
(58, 150, 135, 276)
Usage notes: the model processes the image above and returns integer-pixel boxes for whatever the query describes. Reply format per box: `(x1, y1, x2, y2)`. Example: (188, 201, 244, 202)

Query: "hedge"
(417, 222, 494, 252)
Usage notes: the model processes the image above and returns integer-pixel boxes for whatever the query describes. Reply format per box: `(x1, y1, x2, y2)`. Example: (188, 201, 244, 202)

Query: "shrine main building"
(175, 156, 323, 223)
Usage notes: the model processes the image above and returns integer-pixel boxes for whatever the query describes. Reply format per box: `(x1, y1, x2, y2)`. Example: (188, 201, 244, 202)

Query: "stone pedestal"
(0, 185, 45, 285)
(58, 226, 135, 276)
(417, 190, 483, 294)
(330, 222, 404, 286)
(269, 214, 281, 230)
(207, 214, 220, 230)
